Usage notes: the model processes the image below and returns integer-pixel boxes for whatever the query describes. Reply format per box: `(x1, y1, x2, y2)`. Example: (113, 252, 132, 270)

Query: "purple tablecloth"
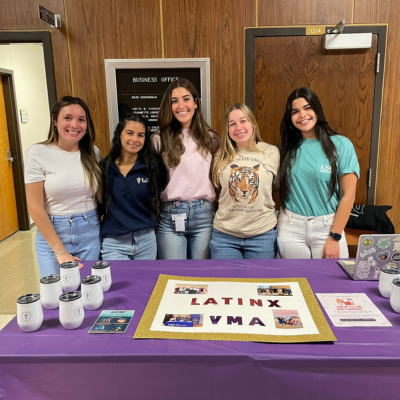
(1, 258, 399, 400)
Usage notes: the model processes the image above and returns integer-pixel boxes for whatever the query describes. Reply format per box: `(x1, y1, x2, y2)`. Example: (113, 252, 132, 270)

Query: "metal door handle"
(7, 149, 14, 164)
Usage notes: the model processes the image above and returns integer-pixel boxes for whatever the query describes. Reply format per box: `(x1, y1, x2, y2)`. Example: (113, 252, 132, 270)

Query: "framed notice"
(104, 58, 210, 140)
(134, 275, 336, 343)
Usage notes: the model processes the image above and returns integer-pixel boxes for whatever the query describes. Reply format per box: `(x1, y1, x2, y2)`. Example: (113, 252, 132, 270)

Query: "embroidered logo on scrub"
(229, 164, 260, 204)
(319, 163, 331, 174)
(137, 177, 149, 184)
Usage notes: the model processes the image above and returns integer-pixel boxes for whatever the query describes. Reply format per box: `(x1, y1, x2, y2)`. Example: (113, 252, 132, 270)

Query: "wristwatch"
(329, 231, 342, 241)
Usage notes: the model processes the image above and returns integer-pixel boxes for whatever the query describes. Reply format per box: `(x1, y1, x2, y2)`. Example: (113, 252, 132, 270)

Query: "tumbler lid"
(59, 291, 82, 302)
(92, 261, 110, 269)
(393, 278, 400, 288)
(40, 274, 61, 284)
(17, 293, 41, 304)
(381, 266, 399, 274)
(60, 261, 79, 269)
(81, 275, 101, 285)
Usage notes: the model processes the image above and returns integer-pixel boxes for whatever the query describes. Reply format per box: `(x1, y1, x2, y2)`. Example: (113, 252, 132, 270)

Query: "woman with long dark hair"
(99, 113, 166, 260)
(25, 96, 102, 277)
(278, 87, 359, 259)
(152, 78, 221, 259)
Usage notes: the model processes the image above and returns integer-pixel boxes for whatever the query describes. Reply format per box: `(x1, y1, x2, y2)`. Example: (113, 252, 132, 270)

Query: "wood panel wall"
(1, 0, 399, 231)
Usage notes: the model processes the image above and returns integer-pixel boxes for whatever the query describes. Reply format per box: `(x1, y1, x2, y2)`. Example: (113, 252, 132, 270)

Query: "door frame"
(0, 31, 57, 230)
(245, 25, 387, 205)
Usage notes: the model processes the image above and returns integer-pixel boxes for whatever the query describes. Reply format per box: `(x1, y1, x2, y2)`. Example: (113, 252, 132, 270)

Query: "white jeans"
(277, 210, 348, 259)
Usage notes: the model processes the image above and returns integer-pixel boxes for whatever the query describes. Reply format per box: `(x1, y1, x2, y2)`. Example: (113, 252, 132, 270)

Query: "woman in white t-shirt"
(152, 78, 220, 259)
(210, 103, 279, 259)
(25, 96, 102, 277)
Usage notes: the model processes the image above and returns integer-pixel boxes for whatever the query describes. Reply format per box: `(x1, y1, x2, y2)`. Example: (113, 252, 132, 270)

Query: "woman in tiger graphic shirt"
(210, 103, 280, 259)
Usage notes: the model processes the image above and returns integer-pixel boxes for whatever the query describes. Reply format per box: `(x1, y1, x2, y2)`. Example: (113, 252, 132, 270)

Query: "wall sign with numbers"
(105, 59, 211, 140)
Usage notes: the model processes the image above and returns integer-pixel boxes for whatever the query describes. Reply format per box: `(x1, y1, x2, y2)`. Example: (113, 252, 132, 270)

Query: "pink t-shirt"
(152, 129, 220, 202)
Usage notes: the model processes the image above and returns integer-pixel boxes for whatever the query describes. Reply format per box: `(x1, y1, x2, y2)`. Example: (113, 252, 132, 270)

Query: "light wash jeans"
(35, 209, 101, 278)
(101, 228, 156, 261)
(156, 200, 216, 260)
(277, 209, 348, 259)
(210, 227, 277, 260)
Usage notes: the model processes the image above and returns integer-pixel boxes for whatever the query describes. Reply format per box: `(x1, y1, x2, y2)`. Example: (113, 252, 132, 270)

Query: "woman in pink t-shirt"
(152, 78, 220, 259)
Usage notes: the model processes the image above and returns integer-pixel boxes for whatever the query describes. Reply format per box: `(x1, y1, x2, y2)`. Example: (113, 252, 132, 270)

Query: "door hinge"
(376, 53, 380, 74)
(368, 169, 372, 187)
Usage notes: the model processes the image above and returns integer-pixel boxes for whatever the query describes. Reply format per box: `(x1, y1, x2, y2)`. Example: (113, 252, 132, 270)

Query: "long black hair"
(100, 113, 166, 219)
(279, 87, 338, 208)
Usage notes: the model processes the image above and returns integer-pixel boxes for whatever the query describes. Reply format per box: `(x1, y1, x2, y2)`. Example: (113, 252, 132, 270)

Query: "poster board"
(104, 58, 210, 140)
(134, 275, 336, 343)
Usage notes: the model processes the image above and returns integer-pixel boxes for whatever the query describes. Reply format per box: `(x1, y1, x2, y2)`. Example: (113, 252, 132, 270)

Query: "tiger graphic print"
(229, 164, 260, 204)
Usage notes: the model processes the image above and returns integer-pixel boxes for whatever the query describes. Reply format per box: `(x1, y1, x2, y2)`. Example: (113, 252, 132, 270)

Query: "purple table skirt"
(1, 258, 399, 400)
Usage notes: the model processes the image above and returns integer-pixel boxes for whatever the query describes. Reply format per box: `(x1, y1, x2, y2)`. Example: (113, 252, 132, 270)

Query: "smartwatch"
(329, 231, 342, 241)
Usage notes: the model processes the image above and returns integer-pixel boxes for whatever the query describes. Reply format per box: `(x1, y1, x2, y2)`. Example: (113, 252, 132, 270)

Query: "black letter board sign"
(105, 59, 210, 140)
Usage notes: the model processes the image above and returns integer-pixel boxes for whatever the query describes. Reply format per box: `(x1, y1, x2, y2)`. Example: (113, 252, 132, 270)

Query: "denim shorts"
(101, 228, 156, 261)
(210, 227, 277, 260)
(156, 200, 216, 260)
(35, 209, 101, 277)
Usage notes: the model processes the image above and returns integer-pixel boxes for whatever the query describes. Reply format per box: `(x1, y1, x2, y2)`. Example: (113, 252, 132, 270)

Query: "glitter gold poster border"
(134, 275, 336, 343)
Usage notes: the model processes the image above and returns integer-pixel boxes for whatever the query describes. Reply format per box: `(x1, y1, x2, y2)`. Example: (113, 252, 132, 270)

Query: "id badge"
(172, 213, 187, 232)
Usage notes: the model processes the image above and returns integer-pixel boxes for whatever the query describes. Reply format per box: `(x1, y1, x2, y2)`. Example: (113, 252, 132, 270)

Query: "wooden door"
(253, 35, 378, 205)
(0, 78, 18, 241)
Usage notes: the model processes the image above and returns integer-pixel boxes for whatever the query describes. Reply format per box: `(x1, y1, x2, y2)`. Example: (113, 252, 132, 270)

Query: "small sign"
(306, 26, 326, 36)
(20, 109, 28, 124)
(38, 5, 61, 28)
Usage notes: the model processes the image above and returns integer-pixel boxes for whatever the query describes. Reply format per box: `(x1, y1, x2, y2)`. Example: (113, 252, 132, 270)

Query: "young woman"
(278, 87, 359, 259)
(99, 113, 166, 260)
(152, 78, 221, 259)
(25, 96, 102, 277)
(210, 103, 279, 259)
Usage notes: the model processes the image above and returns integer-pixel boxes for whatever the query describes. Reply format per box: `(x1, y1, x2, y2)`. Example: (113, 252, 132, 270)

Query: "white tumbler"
(390, 278, 400, 313)
(40, 275, 63, 309)
(59, 291, 85, 329)
(379, 266, 400, 298)
(17, 294, 43, 332)
(60, 261, 81, 292)
(92, 261, 112, 292)
(81, 275, 104, 310)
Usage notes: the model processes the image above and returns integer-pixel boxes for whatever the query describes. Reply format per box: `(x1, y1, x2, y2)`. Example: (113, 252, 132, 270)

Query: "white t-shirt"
(24, 143, 101, 215)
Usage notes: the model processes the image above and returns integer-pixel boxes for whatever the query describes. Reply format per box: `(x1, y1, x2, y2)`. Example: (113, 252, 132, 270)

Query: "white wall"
(0, 43, 50, 155)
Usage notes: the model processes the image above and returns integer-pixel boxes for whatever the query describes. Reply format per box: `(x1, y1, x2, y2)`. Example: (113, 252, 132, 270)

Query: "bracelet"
(55, 250, 66, 258)
(51, 242, 61, 249)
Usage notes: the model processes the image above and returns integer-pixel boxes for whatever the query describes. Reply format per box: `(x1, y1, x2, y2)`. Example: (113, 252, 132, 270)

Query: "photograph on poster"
(273, 310, 303, 329)
(134, 275, 337, 343)
(336, 298, 355, 306)
(163, 314, 204, 327)
(257, 285, 293, 296)
(174, 284, 209, 295)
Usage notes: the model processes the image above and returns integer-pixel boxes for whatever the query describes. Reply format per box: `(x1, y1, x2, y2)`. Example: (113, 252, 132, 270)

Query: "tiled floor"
(0, 228, 40, 330)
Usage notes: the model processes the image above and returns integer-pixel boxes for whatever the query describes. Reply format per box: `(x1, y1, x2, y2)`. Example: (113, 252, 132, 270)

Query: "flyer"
(134, 275, 336, 343)
(316, 293, 392, 327)
(88, 310, 135, 334)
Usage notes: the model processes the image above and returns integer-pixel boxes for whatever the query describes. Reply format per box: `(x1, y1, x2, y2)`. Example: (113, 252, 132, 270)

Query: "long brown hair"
(44, 96, 102, 199)
(156, 78, 216, 168)
(279, 88, 338, 209)
(212, 103, 263, 188)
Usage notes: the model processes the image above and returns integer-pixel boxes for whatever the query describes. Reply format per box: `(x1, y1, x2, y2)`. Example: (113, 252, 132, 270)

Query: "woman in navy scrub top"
(99, 113, 166, 260)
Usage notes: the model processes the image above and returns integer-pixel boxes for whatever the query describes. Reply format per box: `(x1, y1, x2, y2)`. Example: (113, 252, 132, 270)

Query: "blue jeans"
(157, 200, 216, 259)
(210, 227, 277, 259)
(101, 228, 156, 260)
(35, 209, 101, 278)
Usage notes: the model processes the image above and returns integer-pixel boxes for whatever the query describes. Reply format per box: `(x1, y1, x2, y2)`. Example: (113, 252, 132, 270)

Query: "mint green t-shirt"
(285, 135, 359, 217)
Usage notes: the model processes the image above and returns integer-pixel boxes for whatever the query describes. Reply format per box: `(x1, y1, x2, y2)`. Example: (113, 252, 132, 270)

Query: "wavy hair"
(279, 87, 338, 208)
(101, 113, 166, 219)
(157, 78, 216, 168)
(44, 96, 102, 199)
(212, 103, 263, 188)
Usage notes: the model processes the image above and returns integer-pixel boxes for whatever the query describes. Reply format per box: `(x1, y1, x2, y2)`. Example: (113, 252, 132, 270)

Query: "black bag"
(346, 205, 395, 234)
